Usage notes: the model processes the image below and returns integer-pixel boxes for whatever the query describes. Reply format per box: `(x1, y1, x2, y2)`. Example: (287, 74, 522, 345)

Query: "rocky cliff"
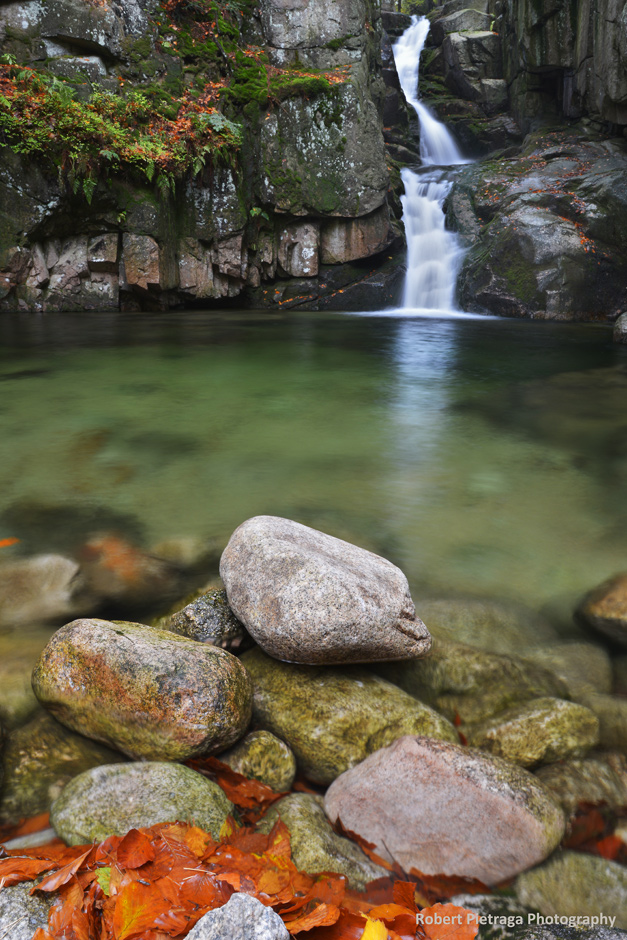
(0, 0, 408, 312)
(2, 0, 627, 319)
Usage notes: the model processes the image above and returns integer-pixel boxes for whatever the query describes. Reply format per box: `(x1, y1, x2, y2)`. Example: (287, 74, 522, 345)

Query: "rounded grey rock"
(0, 882, 53, 940)
(220, 515, 431, 664)
(186, 892, 289, 940)
(51, 761, 232, 845)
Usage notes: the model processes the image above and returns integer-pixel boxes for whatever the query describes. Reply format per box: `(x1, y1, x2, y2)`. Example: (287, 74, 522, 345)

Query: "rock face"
(242, 647, 458, 784)
(0, 882, 54, 940)
(515, 851, 627, 929)
(219, 730, 296, 792)
(51, 762, 232, 845)
(186, 893, 289, 940)
(451, 130, 627, 320)
(32, 619, 253, 761)
(221, 516, 431, 664)
(577, 572, 627, 645)
(324, 735, 565, 885)
(257, 793, 388, 890)
(0, 710, 125, 825)
(465, 697, 600, 768)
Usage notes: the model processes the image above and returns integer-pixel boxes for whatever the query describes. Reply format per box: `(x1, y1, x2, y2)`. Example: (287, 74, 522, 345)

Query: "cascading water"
(393, 16, 469, 312)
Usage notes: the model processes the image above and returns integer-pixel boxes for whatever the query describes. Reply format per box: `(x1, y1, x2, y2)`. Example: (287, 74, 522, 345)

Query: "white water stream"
(393, 16, 470, 312)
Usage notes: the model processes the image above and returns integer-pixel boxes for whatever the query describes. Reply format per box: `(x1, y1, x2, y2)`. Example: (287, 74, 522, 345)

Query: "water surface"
(0, 310, 625, 623)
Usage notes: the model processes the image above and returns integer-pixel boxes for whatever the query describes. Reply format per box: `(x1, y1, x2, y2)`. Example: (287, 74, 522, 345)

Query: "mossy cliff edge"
(0, 0, 406, 312)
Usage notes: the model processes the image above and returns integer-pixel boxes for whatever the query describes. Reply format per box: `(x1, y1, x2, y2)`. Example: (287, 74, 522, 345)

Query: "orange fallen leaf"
(417, 903, 479, 940)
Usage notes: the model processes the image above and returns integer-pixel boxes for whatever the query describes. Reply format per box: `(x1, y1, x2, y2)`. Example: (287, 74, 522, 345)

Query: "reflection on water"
(0, 310, 625, 621)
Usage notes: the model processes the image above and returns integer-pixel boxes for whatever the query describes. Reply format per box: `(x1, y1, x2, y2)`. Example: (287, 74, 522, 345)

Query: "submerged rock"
(158, 588, 251, 653)
(221, 515, 431, 664)
(219, 730, 296, 792)
(324, 735, 565, 885)
(522, 642, 612, 699)
(242, 647, 458, 785)
(577, 572, 627, 646)
(0, 554, 85, 628)
(535, 752, 627, 819)
(0, 710, 125, 825)
(186, 892, 289, 940)
(32, 619, 253, 761)
(578, 692, 627, 751)
(466, 697, 600, 768)
(0, 882, 53, 940)
(51, 762, 232, 845)
(377, 637, 568, 725)
(515, 851, 627, 929)
(258, 793, 387, 890)
(0, 628, 55, 729)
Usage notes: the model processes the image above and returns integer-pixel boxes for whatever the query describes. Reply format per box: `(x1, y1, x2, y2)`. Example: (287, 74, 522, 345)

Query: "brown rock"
(87, 233, 119, 273)
(78, 534, 182, 608)
(277, 223, 320, 278)
(121, 233, 160, 291)
(221, 516, 430, 664)
(324, 735, 565, 885)
(178, 238, 217, 299)
(577, 573, 627, 646)
(32, 619, 253, 761)
(320, 206, 395, 264)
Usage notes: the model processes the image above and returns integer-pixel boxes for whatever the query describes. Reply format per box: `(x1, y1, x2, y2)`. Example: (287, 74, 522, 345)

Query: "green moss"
(502, 251, 537, 303)
(325, 34, 354, 51)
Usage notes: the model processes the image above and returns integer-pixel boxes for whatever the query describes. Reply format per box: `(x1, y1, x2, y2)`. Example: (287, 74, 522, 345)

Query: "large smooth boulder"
(219, 730, 296, 793)
(221, 516, 431, 664)
(515, 851, 627, 928)
(466, 697, 600, 768)
(257, 793, 387, 890)
(242, 647, 458, 784)
(186, 893, 289, 940)
(324, 736, 565, 885)
(377, 637, 569, 725)
(0, 710, 125, 825)
(32, 619, 253, 761)
(51, 762, 232, 845)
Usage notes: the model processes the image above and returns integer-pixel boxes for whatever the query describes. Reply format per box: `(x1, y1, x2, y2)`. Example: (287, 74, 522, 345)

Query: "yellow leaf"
(360, 918, 388, 940)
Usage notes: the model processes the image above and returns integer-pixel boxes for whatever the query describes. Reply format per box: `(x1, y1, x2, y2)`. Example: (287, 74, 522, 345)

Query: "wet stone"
(51, 761, 233, 845)
(221, 515, 431, 665)
(32, 619, 253, 761)
(466, 697, 600, 768)
(0, 882, 54, 940)
(158, 588, 251, 653)
(257, 793, 387, 890)
(577, 573, 627, 646)
(324, 735, 566, 885)
(242, 647, 458, 785)
(515, 851, 627, 929)
(219, 730, 296, 792)
(0, 710, 125, 825)
(186, 892, 289, 940)
(535, 752, 627, 819)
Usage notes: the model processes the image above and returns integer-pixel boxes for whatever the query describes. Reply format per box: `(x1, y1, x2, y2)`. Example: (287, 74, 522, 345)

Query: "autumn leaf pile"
(0, 759, 482, 940)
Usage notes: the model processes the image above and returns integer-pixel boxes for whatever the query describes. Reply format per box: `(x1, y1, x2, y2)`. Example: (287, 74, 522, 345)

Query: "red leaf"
(117, 829, 156, 869)
(418, 903, 479, 940)
(35, 848, 94, 893)
(112, 880, 168, 940)
(0, 857, 56, 887)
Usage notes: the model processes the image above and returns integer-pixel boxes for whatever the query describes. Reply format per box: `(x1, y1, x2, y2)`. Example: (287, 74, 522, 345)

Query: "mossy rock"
(257, 793, 387, 890)
(241, 647, 458, 785)
(51, 762, 232, 845)
(219, 730, 296, 792)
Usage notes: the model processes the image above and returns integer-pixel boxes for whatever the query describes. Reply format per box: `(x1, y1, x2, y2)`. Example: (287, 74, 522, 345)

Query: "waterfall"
(393, 16, 469, 313)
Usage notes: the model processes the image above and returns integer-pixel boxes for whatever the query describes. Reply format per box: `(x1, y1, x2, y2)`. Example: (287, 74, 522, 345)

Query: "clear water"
(1, 310, 626, 627)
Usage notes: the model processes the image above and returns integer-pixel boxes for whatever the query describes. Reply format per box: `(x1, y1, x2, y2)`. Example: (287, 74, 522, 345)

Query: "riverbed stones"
(522, 642, 612, 699)
(158, 587, 251, 653)
(32, 619, 253, 761)
(324, 736, 565, 885)
(0, 554, 84, 628)
(535, 752, 627, 818)
(0, 710, 125, 825)
(515, 851, 627, 928)
(220, 516, 431, 664)
(377, 637, 569, 725)
(219, 730, 296, 792)
(465, 697, 600, 768)
(577, 573, 627, 646)
(578, 692, 627, 751)
(51, 762, 232, 845)
(242, 647, 458, 784)
(0, 882, 54, 940)
(186, 892, 289, 940)
(257, 793, 387, 890)
(0, 628, 56, 729)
